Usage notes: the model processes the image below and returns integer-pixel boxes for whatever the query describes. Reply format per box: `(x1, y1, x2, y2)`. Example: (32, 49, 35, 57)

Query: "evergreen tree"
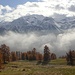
(43, 45, 51, 64)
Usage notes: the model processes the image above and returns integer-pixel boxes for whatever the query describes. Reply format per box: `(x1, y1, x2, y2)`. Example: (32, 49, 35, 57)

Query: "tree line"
(0, 44, 57, 69)
(0, 44, 75, 69)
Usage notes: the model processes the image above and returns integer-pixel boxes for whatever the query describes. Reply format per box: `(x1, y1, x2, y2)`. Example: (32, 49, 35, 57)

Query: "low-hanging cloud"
(0, 29, 75, 56)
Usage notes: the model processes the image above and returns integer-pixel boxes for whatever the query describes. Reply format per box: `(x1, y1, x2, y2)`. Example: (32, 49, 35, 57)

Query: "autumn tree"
(21, 52, 26, 60)
(28, 54, 33, 61)
(36, 53, 43, 61)
(11, 52, 17, 61)
(0, 44, 10, 64)
(26, 53, 28, 60)
(0, 50, 3, 69)
(51, 53, 57, 60)
(16, 51, 21, 60)
(36, 53, 43, 64)
(27, 51, 32, 60)
(32, 48, 36, 60)
(27, 48, 37, 61)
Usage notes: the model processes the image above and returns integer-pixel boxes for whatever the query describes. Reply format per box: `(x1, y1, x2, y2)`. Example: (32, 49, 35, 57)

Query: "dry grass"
(0, 59, 75, 75)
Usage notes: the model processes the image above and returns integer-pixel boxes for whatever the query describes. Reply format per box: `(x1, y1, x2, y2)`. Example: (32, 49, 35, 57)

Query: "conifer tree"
(43, 45, 51, 64)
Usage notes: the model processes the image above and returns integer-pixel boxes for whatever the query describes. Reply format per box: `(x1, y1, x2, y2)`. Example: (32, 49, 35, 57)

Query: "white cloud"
(52, 13, 66, 21)
(0, 0, 75, 22)
(0, 5, 13, 14)
(0, 29, 75, 56)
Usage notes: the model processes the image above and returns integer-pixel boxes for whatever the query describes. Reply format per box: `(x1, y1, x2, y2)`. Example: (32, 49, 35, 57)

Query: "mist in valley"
(0, 29, 75, 56)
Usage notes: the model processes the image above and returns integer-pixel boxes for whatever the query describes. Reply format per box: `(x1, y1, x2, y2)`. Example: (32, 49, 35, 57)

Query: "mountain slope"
(0, 15, 61, 34)
(57, 17, 75, 30)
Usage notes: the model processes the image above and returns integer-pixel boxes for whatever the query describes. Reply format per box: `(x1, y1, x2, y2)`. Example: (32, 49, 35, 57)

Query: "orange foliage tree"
(0, 50, 3, 69)
(0, 44, 10, 64)
(51, 53, 57, 60)
(11, 52, 17, 61)
(21, 52, 27, 60)
(27, 48, 37, 61)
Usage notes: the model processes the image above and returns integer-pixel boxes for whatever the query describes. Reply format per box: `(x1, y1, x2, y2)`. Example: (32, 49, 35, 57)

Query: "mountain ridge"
(0, 15, 61, 34)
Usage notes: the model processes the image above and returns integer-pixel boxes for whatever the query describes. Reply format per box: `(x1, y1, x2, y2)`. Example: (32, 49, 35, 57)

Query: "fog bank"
(0, 29, 75, 56)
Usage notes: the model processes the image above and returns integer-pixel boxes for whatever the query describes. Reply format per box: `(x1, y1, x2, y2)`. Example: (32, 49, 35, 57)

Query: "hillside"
(0, 15, 61, 34)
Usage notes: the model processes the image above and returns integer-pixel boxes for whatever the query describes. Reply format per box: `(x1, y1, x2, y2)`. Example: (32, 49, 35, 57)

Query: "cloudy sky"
(0, 0, 38, 7)
(1, 0, 75, 56)
(0, 0, 75, 22)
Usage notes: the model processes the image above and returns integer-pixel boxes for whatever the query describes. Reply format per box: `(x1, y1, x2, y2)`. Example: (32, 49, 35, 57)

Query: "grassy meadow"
(0, 59, 75, 75)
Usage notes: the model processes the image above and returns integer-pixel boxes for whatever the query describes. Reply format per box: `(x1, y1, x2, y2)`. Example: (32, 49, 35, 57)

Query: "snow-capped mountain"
(0, 15, 62, 34)
(57, 17, 75, 30)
